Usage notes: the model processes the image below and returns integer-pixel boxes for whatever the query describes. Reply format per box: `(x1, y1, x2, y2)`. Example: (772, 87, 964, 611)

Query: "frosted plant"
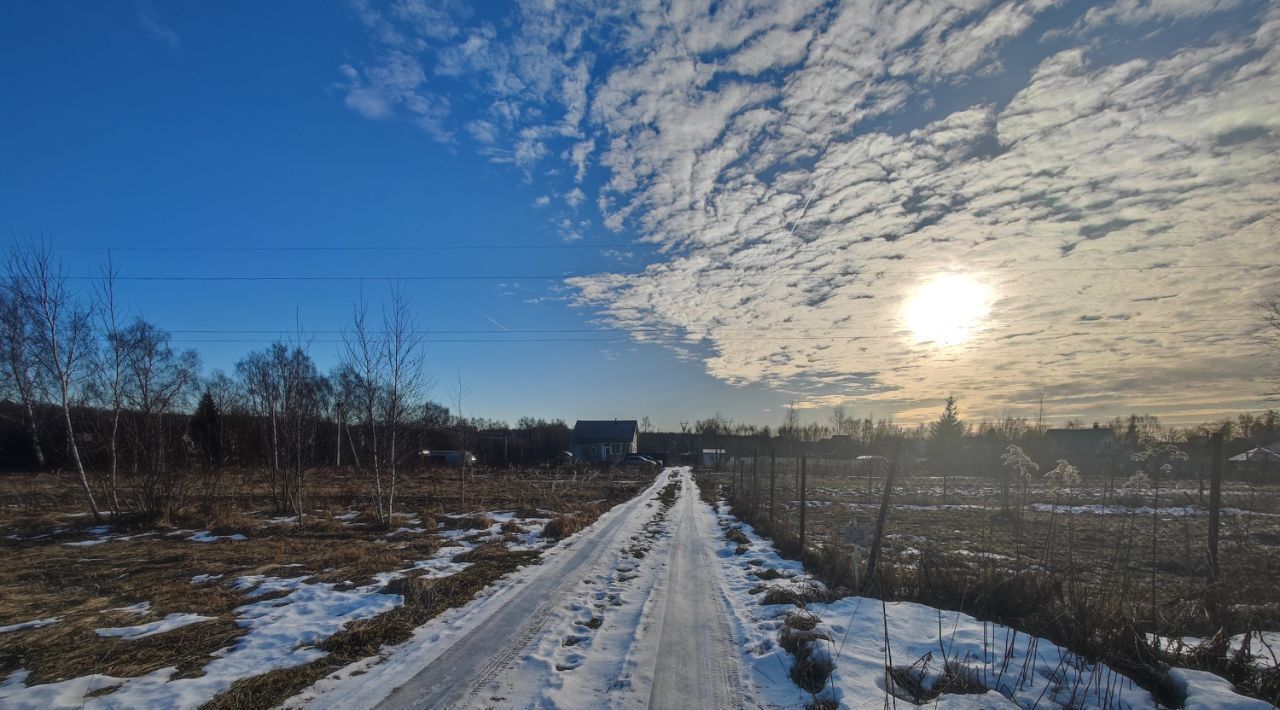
(1131, 437, 1188, 482)
(1044, 459, 1081, 491)
(1123, 469, 1151, 490)
(1129, 437, 1186, 623)
(1040, 458, 1080, 567)
(1000, 444, 1038, 514)
(1001, 445, 1039, 481)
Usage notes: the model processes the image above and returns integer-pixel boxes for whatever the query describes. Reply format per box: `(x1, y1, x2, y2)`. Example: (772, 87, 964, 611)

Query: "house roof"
(1045, 427, 1119, 455)
(1229, 440, 1280, 463)
(572, 420, 638, 443)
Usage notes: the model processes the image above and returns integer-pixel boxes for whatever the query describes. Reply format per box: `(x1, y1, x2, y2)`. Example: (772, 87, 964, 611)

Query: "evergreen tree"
(188, 390, 224, 469)
(930, 396, 965, 502)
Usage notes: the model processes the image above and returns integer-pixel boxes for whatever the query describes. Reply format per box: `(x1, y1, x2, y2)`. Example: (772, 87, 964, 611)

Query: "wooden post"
(1208, 432, 1224, 585)
(799, 455, 808, 559)
(737, 457, 747, 509)
(752, 450, 759, 517)
(863, 442, 899, 595)
(769, 450, 776, 528)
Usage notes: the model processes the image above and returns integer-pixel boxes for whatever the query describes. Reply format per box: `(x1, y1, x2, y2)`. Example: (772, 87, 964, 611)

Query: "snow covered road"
(308, 468, 741, 709)
(630, 472, 744, 710)
(355, 467, 747, 710)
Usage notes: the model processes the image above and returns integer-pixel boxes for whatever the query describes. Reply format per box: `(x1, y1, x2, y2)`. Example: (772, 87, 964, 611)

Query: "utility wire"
(155, 327, 1255, 345)
(78, 315, 1258, 335)
(41, 262, 1272, 281)
(6, 223, 1271, 253)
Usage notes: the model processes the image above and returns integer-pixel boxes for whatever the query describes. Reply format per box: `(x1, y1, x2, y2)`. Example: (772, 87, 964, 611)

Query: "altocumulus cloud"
(344, 0, 1280, 424)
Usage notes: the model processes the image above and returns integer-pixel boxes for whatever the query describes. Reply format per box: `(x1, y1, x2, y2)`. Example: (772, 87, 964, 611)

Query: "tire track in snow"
(373, 469, 676, 710)
(611, 470, 747, 710)
(643, 472, 745, 709)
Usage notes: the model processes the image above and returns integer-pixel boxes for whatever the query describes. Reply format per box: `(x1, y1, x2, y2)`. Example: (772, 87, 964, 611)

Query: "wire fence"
(698, 442, 1280, 701)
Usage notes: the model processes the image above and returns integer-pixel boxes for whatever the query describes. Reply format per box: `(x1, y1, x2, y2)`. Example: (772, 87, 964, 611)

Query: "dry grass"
(541, 505, 603, 540)
(0, 466, 658, 708)
(441, 513, 495, 531)
(778, 612, 834, 694)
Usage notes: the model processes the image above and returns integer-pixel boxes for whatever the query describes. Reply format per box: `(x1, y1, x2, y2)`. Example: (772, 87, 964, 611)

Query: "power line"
(83, 315, 1257, 337)
(155, 327, 1256, 345)
(6, 226, 1269, 254)
(46, 262, 1272, 281)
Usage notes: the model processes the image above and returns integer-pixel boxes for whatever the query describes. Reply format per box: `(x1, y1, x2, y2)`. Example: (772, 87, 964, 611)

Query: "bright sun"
(904, 274, 992, 346)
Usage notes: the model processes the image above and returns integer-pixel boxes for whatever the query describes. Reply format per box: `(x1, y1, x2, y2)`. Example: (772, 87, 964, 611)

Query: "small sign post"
(842, 519, 871, 593)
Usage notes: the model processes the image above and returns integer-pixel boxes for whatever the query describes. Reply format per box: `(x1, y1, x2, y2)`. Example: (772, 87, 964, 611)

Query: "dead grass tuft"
(441, 514, 495, 531)
(203, 508, 264, 537)
(450, 541, 509, 563)
(724, 527, 750, 546)
(889, 653, 989, 703)
(541, 505, 602, 540)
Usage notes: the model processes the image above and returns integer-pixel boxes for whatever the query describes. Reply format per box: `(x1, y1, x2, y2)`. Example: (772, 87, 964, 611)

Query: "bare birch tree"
(7, 242, 99, 519)
(340, 297, 389, 523)
(237, 348, 284, 509)
(92, 256, 130, 514)
(382, 284, 426, 523)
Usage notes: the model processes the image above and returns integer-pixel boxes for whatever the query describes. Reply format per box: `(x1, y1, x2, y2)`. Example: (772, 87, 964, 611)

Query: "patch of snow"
(1171, 667, 1275, 709)
(0, 575, 400, 708)
(0, 617, 61, 634)
(191, 574, 223, 584)
(1230, 631, 1280, 669)
(187, 531, 247, 543)
(106, 602, 152, 616)
(63, 538, 109, 547)
(96, 613, 215, 640)
(1029, 503, 1266, 517)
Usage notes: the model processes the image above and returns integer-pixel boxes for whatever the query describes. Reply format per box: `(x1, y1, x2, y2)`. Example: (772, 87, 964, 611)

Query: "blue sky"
(2, 1, 1278, 428)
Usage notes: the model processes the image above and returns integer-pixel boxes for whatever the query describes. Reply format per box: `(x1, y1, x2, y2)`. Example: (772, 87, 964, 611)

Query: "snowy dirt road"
(364, 467, 749, 710)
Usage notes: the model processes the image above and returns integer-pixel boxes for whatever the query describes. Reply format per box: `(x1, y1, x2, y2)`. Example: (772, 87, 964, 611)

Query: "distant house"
(701, 449, 727, 468)
(1044, 426, 1122, 478)
(1229, 440, 1280, 476)
(571, 420, 639, 462)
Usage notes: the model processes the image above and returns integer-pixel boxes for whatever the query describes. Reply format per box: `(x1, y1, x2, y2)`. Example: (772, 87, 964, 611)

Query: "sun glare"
(904, 274, 992, 346)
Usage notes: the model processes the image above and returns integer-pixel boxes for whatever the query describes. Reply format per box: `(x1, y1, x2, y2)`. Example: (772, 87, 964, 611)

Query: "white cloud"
(336, 52, 451, 140)
(346, 0, 1280, 423)
(137, 10, 179, 51)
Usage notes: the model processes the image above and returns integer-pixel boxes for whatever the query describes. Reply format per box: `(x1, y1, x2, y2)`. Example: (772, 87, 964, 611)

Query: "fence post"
(769, 450, 776, 528)
(751, 450, 759, 517)
(1208, 432, 1224, 585)
(737, 457, 747, 509)
(799, 455, 808, 559)
(863, 442, 899, 595)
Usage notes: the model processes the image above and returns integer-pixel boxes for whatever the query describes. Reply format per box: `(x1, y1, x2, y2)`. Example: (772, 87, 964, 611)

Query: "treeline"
(0, 243, 568, 524)
(649, 399, 1280, 482)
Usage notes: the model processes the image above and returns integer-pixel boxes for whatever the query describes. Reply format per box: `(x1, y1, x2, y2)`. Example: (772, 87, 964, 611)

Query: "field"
(703, 458, 1280, 703)
(0, 465, 655, 708)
